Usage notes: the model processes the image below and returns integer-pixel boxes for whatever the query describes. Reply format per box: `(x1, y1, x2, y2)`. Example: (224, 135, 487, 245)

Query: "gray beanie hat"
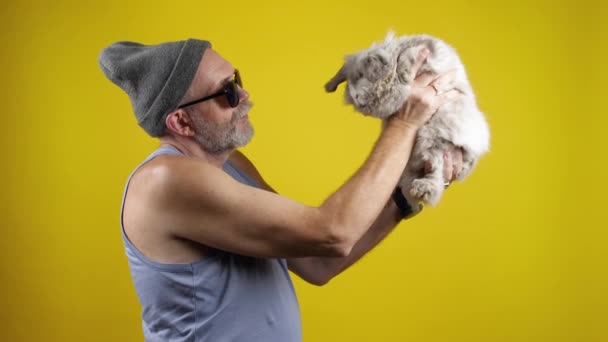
(99, 38, 211, 137)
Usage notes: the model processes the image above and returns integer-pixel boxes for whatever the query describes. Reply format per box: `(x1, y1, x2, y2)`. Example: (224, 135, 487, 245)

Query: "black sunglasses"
(178, 70, 242, 109)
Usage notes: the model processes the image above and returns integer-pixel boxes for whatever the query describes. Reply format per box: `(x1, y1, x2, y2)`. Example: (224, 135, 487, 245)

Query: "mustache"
(234, 100, 254, 119)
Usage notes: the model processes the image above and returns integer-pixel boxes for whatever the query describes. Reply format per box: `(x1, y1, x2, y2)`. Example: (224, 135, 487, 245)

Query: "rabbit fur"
(325, 32, 490, 210)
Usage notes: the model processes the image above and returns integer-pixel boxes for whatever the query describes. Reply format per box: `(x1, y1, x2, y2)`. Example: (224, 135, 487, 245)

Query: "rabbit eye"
(358, 71, 364, 79)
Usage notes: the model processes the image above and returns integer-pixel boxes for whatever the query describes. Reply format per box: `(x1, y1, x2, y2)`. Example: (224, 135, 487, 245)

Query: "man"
(100, 38, 462, 341)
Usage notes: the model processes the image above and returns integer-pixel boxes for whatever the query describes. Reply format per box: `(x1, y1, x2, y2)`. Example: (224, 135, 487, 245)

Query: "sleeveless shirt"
(120, 145, 302, 341)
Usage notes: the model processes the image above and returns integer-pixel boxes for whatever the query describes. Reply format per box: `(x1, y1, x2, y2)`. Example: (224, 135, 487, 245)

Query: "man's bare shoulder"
(124, 154, 229, 237)
(124, 154, 225, 262)
(130, 154, 225, 203)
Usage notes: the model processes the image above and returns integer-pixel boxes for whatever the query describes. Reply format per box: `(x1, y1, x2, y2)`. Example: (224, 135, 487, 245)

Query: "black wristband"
(392, 187, 413, 219)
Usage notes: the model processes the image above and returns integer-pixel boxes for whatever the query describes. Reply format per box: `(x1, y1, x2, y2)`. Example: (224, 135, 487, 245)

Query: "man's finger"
(413, 72, 436, 87)
(428, 69, 457, 93)
(443, 150, 453, 183)
(438, 89, 462, 104)
(451, 147, 463, 180)
(410, 47, 429, 80)
(424, 160, 432, 173)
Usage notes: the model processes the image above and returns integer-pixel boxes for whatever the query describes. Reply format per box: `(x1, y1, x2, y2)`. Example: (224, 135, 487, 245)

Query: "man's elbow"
(321, 223, 354, 258)
(306, 209, 355, 257)
(307, 275, 332, 287)
(301, 268, 334, 286)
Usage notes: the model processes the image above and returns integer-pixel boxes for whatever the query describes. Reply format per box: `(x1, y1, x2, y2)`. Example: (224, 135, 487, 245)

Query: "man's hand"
(391, 48, 461, 129)
(425, 146, 464, 188)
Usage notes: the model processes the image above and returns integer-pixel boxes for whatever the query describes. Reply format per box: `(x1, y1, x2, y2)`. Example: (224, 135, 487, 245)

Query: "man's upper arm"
(228, 151, 332, 284)
(141, 155, 343, 259)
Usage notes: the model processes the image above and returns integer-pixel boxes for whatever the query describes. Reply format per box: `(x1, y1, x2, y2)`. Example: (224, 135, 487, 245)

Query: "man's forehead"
(196, 49, 234, 89)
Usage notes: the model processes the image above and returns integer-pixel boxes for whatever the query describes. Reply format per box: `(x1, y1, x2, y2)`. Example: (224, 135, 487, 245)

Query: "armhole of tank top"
(224, 160, 260, 188)
(120, 146, 262, 271)
(119, 147, 216, 272)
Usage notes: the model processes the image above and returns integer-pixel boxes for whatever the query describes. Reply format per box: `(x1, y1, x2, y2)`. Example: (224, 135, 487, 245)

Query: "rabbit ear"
(324, 65, 347, 92)
(384, 30, 396, 43)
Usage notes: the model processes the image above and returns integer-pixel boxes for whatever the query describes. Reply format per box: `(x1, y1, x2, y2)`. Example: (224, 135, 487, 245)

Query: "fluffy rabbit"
(326, 32, 490, 210)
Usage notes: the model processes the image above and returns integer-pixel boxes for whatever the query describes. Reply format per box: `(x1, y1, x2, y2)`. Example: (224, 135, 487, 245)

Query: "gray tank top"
(120, 145, 302, 341)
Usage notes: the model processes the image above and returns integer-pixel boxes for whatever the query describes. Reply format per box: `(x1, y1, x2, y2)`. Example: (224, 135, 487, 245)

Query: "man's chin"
(236, 127, 254, 148)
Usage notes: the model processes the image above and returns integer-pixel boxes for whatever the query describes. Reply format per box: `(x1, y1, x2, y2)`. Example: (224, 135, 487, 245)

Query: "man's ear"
(165, 109, 196, 137)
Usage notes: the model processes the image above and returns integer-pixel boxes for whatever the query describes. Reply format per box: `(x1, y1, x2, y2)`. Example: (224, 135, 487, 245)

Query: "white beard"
(193, 101, 254, 155)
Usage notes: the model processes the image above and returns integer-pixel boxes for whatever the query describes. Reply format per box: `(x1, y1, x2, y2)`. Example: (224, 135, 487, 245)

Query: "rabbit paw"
(409, 178, 441, 205)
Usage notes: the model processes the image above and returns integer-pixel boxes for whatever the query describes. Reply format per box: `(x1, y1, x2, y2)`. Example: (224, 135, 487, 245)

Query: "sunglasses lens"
(227, 81, 239, 108)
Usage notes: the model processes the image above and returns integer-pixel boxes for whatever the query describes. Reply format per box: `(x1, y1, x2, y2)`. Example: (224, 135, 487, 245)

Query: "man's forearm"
(302, 197, 410, 283)
(319, 119, 417, 250)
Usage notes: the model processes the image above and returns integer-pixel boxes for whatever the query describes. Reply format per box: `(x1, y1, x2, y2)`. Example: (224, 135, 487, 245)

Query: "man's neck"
(158, 136, 232, 168)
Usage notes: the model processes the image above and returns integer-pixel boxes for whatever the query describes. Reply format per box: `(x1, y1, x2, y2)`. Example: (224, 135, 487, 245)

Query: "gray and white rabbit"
(325, 32, 490, 210)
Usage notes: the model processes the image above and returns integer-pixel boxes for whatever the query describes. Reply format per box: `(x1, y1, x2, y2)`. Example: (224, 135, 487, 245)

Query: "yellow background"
(1, 0, 606, 341)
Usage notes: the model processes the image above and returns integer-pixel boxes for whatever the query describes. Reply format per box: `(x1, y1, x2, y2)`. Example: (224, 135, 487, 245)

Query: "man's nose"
(238, 86, 249, 103)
